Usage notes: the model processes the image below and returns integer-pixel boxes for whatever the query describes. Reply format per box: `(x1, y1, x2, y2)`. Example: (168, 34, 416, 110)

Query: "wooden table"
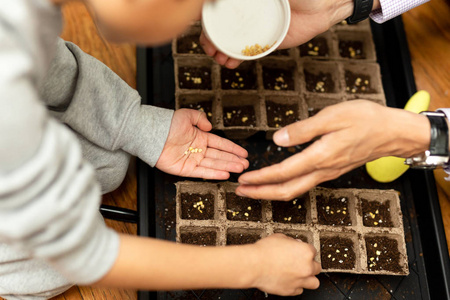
(51, 0, 449, 298)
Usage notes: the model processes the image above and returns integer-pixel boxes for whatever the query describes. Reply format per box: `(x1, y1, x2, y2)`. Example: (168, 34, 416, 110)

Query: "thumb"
(191, 110, 212, 132)
(273, 111, 341, 147)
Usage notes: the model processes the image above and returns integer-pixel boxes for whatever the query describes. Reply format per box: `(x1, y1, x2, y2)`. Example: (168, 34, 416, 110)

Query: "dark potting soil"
(321, 236, 356, 270)
(178, 67, 212, 90)
(180, 193, 215, 220)
(362, 199, 394, 227)
(317, 195, 352, 226)
(266, 101, 299, 128)
(223, 105, 257, 127)
(226, 193, 262, 222)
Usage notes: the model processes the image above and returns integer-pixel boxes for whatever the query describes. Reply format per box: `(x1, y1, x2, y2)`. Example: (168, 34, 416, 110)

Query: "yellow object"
(365, 90, 430, 183)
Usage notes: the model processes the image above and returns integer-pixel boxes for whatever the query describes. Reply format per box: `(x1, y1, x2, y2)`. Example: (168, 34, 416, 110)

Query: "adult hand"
(251, 234, 321, 296)
(200, 0, 371, 69)
(236, 100, 429, 200)
(156, 109, 249, 180)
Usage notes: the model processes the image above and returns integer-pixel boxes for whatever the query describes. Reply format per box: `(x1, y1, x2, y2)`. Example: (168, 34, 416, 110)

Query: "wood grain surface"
(1, 0, 446, 299)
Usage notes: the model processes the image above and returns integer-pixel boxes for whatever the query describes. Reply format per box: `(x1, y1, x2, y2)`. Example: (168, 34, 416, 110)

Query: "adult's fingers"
(207, 133, 248, 158)
(214, 51, 229, 65)
(313, 261, 322, 275)
(199, 157, 245, 173)
(238, 143, 324, 186)
(224, 58, 243, 69)
(237, 169, 323, 200)
(273, 108, 345, 147)
(291, 287, 304, 296)
(300, 276, 320, 290)
(205, 148, 249, 169)
(199, 31, 217, 57)
(237, 161, 363, 200)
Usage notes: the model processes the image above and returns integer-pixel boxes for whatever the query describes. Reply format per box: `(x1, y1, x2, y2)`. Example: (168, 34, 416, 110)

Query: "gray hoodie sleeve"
(41, 38, 174, 167)
(0, 0, 171, 286)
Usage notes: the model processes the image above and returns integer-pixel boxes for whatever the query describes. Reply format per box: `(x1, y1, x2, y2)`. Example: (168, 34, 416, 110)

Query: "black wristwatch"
(346, 0, 374, 24)
(405, 111, 450, 169)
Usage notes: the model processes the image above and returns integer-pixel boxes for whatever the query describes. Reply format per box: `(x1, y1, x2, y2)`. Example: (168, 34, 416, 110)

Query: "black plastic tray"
(135, 17, 450, 300)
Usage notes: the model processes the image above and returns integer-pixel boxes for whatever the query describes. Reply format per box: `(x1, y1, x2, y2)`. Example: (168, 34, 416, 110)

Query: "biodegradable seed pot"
(175, 182, 409, 275)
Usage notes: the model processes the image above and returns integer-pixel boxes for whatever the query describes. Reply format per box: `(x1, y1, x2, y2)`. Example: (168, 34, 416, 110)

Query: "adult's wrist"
(391, 110, 430, 158)
(329, 0, 381, 25)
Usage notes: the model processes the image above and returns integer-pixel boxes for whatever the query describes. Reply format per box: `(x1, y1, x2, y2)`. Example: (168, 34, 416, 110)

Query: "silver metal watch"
(404, 111, 449, 169)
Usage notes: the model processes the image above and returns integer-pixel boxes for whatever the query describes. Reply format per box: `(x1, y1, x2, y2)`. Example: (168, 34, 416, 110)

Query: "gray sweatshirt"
(0, 0, 173, 285)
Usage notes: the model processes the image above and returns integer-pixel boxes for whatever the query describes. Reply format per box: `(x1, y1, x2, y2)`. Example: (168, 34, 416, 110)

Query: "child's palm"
(155, 109, 249, 180)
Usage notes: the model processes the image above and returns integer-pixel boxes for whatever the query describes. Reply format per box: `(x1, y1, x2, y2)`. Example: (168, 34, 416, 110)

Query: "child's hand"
(155, 109, 249, 180)
(251, 234, 321, 296)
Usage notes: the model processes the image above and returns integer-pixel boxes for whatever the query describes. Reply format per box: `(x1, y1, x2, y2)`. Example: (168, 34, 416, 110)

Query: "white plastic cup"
(202, 0, 291, 60)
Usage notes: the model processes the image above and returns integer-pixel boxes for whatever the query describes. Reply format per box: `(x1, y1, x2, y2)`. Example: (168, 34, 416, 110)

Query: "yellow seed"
(374, 222, 378, 225)
(328, 254, 332, 258)
(374, 243, 378, 247)
(336, 249, 340, 253)
(298, 205, 302, 209)
(189, 147, 193, 151)
(370, 257, 374, 261)
(242, 116, 248, 123)
(375, 209, 379, 214)
(344, 254, 348, 257)
(342, 211, 347, 214)
(326, 206, 330, 210)
(376, 250, 381, 255)
(198, 149, 203, 153)
(330, 211, 334, 214)
(247, 206, 252, 210)
(244, 212, 249, 217)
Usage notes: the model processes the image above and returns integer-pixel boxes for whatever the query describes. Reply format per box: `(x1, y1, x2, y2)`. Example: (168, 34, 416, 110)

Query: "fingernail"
(236, 190, 247, 197)
(274, 128, 289, 145)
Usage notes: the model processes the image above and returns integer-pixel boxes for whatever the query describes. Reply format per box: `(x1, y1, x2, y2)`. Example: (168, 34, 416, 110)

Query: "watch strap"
(346, 0, 374, 24)
(422, 112, 449, 156)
